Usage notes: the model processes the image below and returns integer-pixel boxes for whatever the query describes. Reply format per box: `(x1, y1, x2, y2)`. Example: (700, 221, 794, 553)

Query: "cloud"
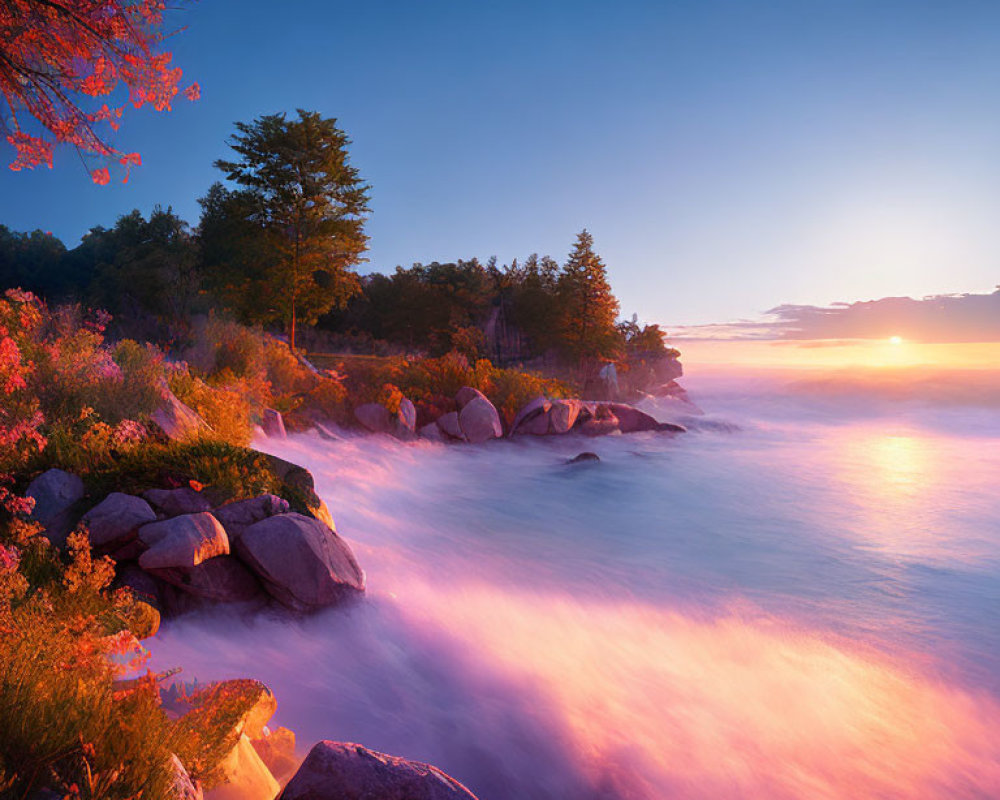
(672, 288, 1000, 342)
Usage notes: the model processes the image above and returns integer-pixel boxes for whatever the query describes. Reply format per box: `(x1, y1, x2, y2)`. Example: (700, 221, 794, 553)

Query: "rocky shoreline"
(18, 378, 692, 800)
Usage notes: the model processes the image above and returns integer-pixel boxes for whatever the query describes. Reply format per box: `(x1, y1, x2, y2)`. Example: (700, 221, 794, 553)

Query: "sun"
(889, 336, 903, 345)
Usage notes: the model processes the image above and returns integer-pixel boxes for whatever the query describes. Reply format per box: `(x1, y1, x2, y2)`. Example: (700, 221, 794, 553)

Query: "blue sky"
(3, 0, 1000, 328)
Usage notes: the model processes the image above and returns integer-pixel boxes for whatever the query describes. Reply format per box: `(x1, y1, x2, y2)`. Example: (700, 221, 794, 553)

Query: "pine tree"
(556, 229, 621, 367)
(213, 110, 370, 351)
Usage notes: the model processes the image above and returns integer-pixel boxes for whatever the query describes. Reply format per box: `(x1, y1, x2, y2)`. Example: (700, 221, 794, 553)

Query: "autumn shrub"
(336, 350, 570, 429)
(169, 368, 255, 447)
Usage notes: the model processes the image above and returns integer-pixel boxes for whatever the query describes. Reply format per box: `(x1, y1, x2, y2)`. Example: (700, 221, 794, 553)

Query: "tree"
(556, 229, 621, 367)
(0, 0, 198, 182)
(213, 110, 370, 351)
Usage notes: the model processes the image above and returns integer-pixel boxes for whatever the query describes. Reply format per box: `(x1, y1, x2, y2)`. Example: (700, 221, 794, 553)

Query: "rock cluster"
(507, 396, 686, 438)
(24, 467, 365, 619)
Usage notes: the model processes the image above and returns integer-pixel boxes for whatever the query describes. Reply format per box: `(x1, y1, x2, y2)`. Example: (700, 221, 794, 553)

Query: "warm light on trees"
(212, 110, 370, 351)
(0, 0, 198, 183)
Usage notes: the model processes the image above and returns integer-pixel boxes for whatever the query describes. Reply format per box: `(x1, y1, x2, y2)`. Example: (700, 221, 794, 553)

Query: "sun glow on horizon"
(890, 336, 903, 345)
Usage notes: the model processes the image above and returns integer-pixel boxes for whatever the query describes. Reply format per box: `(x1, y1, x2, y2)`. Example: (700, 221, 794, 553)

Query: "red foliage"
(0, 0, 198, 180)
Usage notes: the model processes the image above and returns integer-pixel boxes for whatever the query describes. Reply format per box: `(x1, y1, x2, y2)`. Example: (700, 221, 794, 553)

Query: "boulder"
(418, 422, 447, 442)
(252, 727, 297, 783)
(259, 454, 336, 531)
(607, 403, 661, 433)
(151, 556, 263, 605)
(143, 487, 212, 517)
(354, 403, 392, 434)
(213, 495, 290, 542)
(520, 410, 551, 435)
(137, 513, 230, 571)
(657, 421, 688, 434)
(435, 412, 465, 441)
(395, 397, 417, 438)
(262, 409, 287, 439)
(235, 513, 364, 612)
(549, 399, 583, 434)
(510, 396, 550, 436)
(152, 390, 210, 442)
(278, 741, 479, 800)
(579, 409, 619, 437)
(566, 452, 600, 465)
(455, 386, 487, 410)
(458, 396, 502, 444)
(170, 753, 204, 800)
(26, 468, 84, 527)
(206, 734, 280, 800)
(114, 563, 164, 609)
(81, 492, 157, 551)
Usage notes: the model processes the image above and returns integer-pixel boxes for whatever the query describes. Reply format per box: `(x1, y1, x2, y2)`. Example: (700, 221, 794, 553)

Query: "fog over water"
(148, 368, 1000, 799)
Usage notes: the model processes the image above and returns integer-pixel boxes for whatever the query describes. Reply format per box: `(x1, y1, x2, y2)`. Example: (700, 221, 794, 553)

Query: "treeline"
(0, 109, 676, 371)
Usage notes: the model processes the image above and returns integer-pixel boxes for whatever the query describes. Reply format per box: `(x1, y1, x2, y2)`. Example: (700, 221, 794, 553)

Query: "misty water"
(148, 370, 1000, 799)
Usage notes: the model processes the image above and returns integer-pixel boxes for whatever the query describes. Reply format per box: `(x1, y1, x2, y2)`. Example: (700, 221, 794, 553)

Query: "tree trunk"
(290, 301, 297, 353)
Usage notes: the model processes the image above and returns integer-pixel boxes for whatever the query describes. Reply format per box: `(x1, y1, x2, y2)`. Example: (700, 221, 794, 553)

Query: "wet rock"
(143, 487, 212, 517)
(607, 403, 661, 433)
(579, 408, 619, 437)
(235, 513, 364, 612)
(262, 408, 286, 439)
(436, 412, 465, 441)
(566, 452, 601, 464)
(81, 492, 156, 551)
(26, 468, 84, 527)
(137, 513, 229, 571)
(213, 495, 290, 542)
(354, 403, 392, 433)
(458, 396, 502, 444)
(115, 563, 164, 609)
(279, 741, 479, 800)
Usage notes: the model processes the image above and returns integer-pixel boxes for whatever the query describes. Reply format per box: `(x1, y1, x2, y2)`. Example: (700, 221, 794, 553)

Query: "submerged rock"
(566, 452, 601, 464)
(279, 741, 479, 800)
(137, 513, 230, 571)
(235, 513, 364, 612)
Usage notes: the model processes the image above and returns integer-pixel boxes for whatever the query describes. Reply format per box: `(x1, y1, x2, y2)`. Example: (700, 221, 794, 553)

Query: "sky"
(3, 0, 1000, 333)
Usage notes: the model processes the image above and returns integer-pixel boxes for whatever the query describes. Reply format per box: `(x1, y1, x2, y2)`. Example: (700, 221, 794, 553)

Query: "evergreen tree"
(556, 230, 621, 366)
(213, 110, 370, 350)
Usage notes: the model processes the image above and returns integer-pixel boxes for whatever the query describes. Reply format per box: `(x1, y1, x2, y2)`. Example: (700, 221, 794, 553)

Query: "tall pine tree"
(556, 229, 621, 367)
(213, 110, 370, 350)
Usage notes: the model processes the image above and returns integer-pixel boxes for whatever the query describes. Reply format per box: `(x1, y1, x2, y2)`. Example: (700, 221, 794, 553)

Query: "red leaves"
(0, 0, 196, 182)
(184, 82, 201, 102)
(91, 167, 111, 185)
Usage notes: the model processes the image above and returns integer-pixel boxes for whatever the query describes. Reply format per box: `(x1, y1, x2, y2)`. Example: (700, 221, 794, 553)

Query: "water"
(148, 369, 1000, 799)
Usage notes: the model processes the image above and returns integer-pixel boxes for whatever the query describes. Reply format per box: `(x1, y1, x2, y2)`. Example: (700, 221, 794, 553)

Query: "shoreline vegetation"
(1, 113, 687, 798)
